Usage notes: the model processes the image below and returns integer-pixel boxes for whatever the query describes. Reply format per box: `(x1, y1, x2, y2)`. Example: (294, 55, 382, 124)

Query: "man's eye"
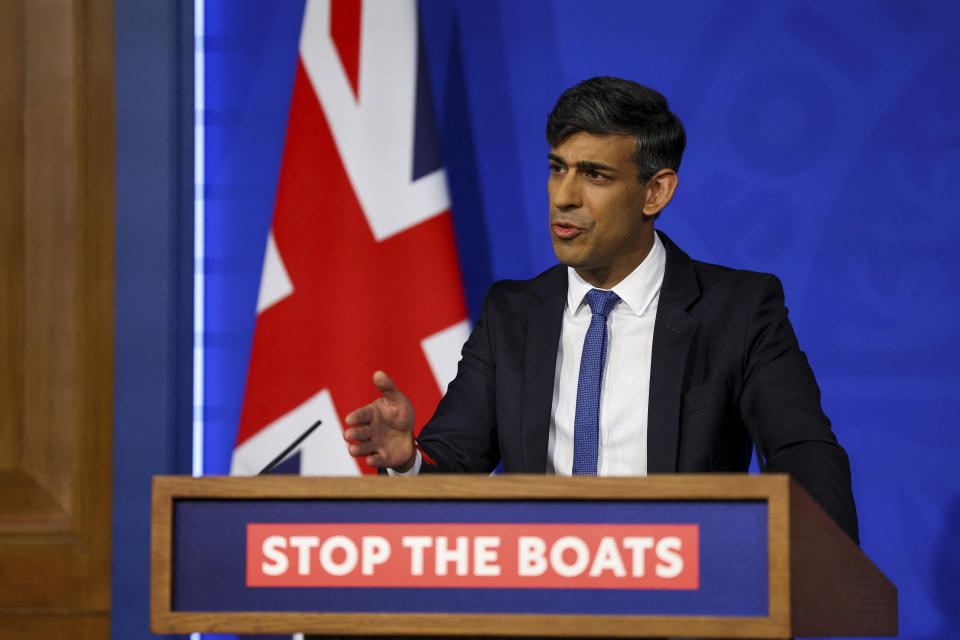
(549, 163, 565, 174)
(585, 170, 606, 180)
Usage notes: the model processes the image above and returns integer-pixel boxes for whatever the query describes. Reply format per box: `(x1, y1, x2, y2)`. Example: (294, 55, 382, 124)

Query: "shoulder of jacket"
(691, 259, 781, 293)
(486, 264, 566, 300)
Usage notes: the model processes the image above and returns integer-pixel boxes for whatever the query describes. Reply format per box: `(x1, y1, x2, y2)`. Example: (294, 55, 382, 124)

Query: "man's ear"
(642, 169, 678, 216)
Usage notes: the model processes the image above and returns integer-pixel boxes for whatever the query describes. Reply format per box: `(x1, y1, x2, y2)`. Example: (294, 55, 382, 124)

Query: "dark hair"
(545, 76, 686, 183)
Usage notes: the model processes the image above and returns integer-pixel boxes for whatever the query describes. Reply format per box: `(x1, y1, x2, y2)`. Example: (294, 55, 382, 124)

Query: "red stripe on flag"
(330, 0, 362, 99)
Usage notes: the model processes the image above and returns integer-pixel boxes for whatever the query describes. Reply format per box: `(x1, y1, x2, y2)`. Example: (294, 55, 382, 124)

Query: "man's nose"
(552, 174, 581, 211)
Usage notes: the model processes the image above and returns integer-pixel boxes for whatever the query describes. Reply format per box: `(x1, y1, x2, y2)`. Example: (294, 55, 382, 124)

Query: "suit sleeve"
(740, 275, 860, 544)
(415, 287, 501, 473)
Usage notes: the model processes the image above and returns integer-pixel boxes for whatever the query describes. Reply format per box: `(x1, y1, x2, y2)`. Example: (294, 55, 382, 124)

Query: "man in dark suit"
(343, 77, 858, 543)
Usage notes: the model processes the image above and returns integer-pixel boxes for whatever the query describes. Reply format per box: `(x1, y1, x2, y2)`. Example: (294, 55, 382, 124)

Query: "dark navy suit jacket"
(416, 231, 859, 543)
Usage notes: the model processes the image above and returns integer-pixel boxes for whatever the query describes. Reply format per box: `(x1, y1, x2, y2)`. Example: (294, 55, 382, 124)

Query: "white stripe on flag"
(231, 389, 361, 476)
(257, 230, 295, 313)
(422, 319, 471, 395)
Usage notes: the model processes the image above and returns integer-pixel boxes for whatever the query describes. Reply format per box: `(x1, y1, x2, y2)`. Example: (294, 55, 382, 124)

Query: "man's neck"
(575, 230, 656, 289)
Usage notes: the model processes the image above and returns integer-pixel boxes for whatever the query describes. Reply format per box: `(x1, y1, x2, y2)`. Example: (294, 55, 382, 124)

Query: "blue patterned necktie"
(572, 289, 621, 475)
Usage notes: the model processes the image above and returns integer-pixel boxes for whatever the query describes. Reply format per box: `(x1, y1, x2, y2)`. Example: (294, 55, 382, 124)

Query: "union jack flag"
(232, 0, 469, 476)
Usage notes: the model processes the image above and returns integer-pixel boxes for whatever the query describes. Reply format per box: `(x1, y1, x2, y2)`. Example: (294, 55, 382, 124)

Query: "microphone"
(257, 419, 323, 475)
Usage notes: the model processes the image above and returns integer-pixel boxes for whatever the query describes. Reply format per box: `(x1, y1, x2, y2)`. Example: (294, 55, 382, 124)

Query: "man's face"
(548, 132, 653, 289)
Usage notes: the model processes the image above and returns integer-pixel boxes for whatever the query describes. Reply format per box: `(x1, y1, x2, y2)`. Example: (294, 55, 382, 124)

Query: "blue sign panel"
(171, 498, 768, 617)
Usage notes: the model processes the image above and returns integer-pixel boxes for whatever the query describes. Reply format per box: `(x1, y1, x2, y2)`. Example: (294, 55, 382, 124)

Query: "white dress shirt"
(392, 233, 665, 477)
(546, 232, 665, 476)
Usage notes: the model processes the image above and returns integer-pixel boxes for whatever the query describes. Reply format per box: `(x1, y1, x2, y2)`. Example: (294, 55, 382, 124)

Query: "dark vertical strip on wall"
(175, 0, 196, 492)
(114, 0, 195, 638)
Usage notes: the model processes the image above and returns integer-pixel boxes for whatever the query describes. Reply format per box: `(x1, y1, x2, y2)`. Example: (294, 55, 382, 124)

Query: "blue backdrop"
(122, 0, 960, 638)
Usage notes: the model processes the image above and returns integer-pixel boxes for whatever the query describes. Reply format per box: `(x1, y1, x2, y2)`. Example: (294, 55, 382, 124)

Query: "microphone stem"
(256, 419, 323, 475)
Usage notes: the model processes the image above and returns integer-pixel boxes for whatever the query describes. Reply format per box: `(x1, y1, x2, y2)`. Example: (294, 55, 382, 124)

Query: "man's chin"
(551, 245, 588, 269)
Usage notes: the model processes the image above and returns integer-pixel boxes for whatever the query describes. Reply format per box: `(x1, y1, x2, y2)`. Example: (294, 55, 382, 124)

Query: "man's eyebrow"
(547, 154, 618, 173)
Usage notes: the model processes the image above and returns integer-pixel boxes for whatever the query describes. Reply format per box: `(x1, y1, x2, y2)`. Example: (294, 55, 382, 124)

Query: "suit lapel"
(647, 231, 700, 473)
(520, 266, 566, 473)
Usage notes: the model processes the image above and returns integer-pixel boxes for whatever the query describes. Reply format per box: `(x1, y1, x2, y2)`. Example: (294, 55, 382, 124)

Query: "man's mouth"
(552, 221, 584, 240)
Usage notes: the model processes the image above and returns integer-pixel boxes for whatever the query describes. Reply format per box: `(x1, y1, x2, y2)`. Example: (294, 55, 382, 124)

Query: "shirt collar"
(566, 232, 666, 318)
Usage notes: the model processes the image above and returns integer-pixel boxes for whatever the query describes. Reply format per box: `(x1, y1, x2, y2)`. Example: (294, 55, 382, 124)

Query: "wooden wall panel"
(21, 0, 78, 515)
(0, 0, 25, 472)
(0, 0, 114, 637)
(0, 615, 110, 640)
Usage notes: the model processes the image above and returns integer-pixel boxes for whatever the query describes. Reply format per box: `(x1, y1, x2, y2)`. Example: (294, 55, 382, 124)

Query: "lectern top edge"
(152, 472, 791, 501)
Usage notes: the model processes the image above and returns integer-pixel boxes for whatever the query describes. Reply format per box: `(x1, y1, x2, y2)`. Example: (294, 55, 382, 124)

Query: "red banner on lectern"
(247, 523, 699, 590)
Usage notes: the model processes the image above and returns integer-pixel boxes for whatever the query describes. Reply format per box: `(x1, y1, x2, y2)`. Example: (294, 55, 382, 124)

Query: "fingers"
(348, 440, 375, 457)
(372, 370, 406, 405)
(344, 405, 374, 427)
(347, 441, 387, 468)
(345, 421, 377, 459)
(342, 424, 370, 443)
(343, 370, 412, 460)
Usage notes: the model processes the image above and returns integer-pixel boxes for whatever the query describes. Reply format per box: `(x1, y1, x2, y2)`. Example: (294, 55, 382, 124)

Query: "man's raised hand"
(343, 371, 416, 471)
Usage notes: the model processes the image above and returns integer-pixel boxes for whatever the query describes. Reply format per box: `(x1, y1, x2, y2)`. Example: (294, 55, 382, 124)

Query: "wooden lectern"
(151, 474, 896, 638)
